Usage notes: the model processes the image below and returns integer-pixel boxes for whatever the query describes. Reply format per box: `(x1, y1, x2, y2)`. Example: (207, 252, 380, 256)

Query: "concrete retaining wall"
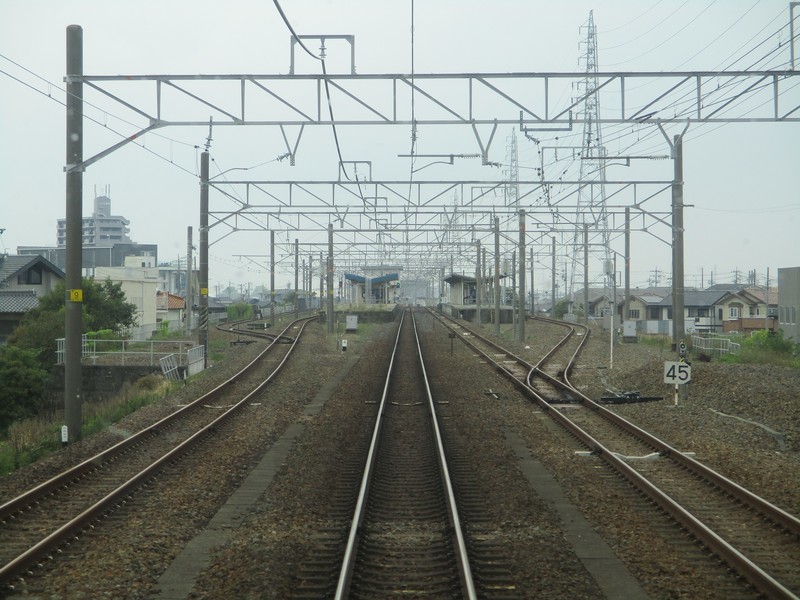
(45, 365, 171, 412)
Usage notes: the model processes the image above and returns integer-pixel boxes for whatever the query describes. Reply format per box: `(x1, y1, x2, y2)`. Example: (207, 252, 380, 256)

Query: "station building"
(441, 273, 514, 323)
(343, 272, 400, 305)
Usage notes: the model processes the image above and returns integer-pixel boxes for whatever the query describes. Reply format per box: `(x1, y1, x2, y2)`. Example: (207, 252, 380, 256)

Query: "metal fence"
(56, 335, 199, 367)
(159, 354, 182, 381)
(187, 345, 205, 376)
(691, 335, 741, 357)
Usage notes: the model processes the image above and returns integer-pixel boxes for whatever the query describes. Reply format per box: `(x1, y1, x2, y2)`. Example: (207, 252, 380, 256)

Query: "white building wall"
(778, 267, 800, 343)
(95, 266, 159, 327)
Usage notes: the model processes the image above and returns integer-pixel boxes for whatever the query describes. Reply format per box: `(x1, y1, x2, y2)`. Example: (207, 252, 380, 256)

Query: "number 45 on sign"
(664, 361, 692, 384)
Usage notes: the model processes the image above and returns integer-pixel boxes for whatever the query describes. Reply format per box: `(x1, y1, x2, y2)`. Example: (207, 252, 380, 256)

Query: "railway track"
(434, 310, 800, 599)
(336, 309, 475, 598)
(290, 310, 485, 598)
(0, 316, 315, 590)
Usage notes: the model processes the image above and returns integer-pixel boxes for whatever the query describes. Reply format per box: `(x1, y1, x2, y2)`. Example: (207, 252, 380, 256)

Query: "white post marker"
(664, 361, 691, 406)
(61, 425, 69, 445)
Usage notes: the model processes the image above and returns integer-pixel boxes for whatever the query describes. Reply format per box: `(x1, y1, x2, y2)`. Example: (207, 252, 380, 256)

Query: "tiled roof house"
(0, 254, 65, 342)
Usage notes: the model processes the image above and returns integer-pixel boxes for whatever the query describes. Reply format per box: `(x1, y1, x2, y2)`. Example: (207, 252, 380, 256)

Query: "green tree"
(553, 299, 571, 319)
(282, 290, 298, 306)
(7, 308, 64, 368)
(226, 302, 253, 320)
(9, 277, 137, 369)
(0, 345, 49, 432)
(82, 278, 138, 333)
(744, 329, 796, 355)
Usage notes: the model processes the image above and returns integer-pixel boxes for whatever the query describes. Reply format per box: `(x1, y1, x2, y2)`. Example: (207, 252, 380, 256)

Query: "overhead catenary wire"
(563, 8, 793, 164)
(672, 0, 782, 72)
(0, 52, 196, 150)
(597, 0, 666, 35)
(601, 0, 705, 53)
(208, 153, 292, 224)
(0, 64, 198, 178)
(3, 5, 794, 285)
(270, 0, 376, 237)
(403, 0, 419, 219)
(517, 5, 796, 227)
(0, 52, 207, 181)
(271, 1, 351, 182)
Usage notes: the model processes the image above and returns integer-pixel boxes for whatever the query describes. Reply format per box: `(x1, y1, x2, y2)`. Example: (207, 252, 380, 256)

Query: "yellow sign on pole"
(69, 289, 83, 302)
(200, 287, 208, 296)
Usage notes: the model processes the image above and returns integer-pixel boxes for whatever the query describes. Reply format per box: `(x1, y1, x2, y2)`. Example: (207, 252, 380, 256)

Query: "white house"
(95, 255, 160, 329)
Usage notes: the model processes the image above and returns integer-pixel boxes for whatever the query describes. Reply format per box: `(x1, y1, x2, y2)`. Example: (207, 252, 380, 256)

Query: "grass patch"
(638, 334, 671, 349)
(209, 338, 228, 363)
(0, 420, 60, 473)
(0, 374, 172, 476)
(718, 330, 799, 368)
(720, 347, 800, 368)
(150, 325, 192, 341)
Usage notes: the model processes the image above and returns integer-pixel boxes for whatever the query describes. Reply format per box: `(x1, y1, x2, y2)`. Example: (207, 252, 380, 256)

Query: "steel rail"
(535, 395, 800, 600)
(411, 309, 477, 599)
(530, 315, 591, 382)
(0, 317, 315, 584)
(433, 310, 800, 599)
(535, 355, 800, 538)
(334, 310, 476, 600)
(333, 311, 404, 600)
(0, 318, 298, 521)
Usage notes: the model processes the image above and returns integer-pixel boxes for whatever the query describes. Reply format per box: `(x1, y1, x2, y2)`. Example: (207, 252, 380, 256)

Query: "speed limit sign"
(664, 361, 692, 384)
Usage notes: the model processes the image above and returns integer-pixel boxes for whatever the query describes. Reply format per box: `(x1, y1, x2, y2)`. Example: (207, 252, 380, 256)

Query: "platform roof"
(444, 273, 507, 285)
(344, 273, 399, 284)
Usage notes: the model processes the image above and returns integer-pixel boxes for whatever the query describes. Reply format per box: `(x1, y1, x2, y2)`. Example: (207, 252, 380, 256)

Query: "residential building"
(0, 255, 65, 343)
(18, 191, 158, 278)
(17, 243, 158, 276)
(56, 193, 131, 248)
(565, 288, 609, 318)
(648, 289, 729, 336)
(625, 293, 667, 323)
(778, 267, 800, 343)
(156, 291, 186, 326)
(641, 284, 781, 338)
(715, 287, 778, 335)
(95, 256, 160, 330)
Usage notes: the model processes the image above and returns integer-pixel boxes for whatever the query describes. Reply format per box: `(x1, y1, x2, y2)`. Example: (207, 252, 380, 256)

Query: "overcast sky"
(1, 0, 798, 295)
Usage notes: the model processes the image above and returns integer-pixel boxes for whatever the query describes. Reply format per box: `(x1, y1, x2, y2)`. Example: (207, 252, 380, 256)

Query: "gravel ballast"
(2, 315, 798, 599)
